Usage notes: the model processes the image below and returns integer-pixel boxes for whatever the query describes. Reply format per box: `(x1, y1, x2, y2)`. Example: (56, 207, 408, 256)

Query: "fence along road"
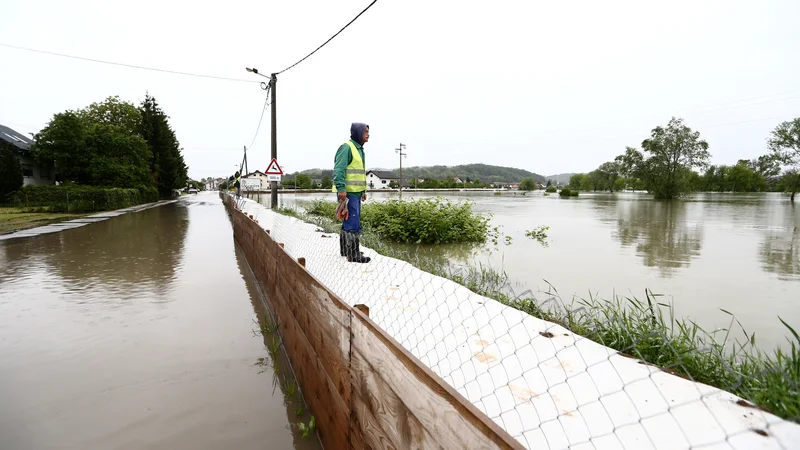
(230, 194, 800, 449)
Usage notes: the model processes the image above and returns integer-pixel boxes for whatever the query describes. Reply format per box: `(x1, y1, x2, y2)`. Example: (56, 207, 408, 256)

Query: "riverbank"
(233, 194, 800, 448)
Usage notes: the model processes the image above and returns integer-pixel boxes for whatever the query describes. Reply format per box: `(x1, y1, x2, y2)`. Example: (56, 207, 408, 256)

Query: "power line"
(276, 0, 378, 75)
(0, 43, 260, 83)
(249, 84, 272, 149)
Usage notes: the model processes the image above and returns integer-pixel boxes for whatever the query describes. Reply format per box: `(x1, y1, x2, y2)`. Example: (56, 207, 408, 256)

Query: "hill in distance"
(545, 173, 575, 185)
(296, 164, 544, 184)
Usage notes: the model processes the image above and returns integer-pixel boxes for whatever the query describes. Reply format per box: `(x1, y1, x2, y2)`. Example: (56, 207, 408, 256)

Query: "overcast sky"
(1, 0, 799, 180)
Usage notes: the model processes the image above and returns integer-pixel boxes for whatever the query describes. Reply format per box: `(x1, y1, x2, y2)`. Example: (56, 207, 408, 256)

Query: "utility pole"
(270, 73, 278, 208)
(240, 145, 249, 177)
(395, 143, 407, 198)
(245, 67, 278, 208)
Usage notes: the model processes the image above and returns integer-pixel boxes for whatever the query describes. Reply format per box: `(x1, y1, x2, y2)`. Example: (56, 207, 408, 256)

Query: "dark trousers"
(341, 193, 362, 233)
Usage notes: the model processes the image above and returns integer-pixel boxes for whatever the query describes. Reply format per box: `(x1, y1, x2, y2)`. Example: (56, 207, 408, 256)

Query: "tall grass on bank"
(273, 203, 799, 423)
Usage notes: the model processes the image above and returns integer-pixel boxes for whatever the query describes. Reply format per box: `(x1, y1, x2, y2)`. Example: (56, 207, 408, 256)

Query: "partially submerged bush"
(545, 185, 557, 193)
(559, 188, 579, 197)
(299, 197, 491, 244)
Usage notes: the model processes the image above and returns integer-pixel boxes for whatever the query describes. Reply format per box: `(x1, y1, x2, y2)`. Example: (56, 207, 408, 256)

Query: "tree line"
(7, 95, 189, 198)
(566, 117, 800, 201)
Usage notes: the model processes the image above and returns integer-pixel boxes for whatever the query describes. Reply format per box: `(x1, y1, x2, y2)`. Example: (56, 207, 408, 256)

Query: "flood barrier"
(222, 193, 523, 449)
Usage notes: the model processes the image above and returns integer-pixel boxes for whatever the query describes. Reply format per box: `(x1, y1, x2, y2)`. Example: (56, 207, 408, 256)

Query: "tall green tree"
(0, 144, 23, 201)
(768, 118, 800, 202)
(638, 117, 710, 199)
(598, 161, 621, 193)
(295, 173, 312, 189)
(569, 173, 587, 190)
(320, 176, 332, 190)
(519, 178, 537, 191)
(140, 94, 188, 196)
(33, 98, 152, 187)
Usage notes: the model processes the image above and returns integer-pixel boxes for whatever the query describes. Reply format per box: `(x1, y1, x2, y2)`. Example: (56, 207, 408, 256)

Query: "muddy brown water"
(263, 190, 800, 352)
(0, 193, 321, 450)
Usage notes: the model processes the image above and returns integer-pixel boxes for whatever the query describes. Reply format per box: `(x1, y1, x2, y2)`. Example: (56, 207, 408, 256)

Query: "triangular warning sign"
(265, 158, 283, 175)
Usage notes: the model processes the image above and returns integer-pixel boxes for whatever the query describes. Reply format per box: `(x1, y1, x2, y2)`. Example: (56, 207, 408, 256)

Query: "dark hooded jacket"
(333, 123, 368, 193)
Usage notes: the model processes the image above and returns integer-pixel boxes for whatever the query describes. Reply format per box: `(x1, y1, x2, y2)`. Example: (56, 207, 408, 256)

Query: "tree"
(586, 170, 607, 191)
(598, 161, 621, 193)
(569, 173, 587, 190)
(295, 173, 312, 189)
(751, 154, 781, 180)
(321, 176, 332, 190)
(140, 94, 188, 196)
(638, 117, 710, 199)
(768, 118, 800, 202)
(519, 178, 537, 191)
(33, 101, 152, 188)
(0, 144, 23, 202)
(546, 179, 552, 187)
(82, 95, 142, 135)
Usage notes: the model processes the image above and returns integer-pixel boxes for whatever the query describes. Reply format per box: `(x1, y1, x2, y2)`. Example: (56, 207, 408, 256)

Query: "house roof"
(367, 170, 399, 179)
(0, 123, 33, 151)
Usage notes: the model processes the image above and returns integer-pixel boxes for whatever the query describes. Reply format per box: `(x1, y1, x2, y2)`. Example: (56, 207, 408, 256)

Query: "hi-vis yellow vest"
(332, 141, 366, 193)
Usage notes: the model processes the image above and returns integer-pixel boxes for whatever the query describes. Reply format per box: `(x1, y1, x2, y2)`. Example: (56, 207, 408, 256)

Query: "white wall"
(18, 153, 53, 186)
(367, 173, 395, 189)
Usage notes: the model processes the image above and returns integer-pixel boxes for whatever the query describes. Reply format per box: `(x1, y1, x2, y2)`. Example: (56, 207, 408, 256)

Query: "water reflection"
(0, 204, 189, 302)
(760, 223, 800, 281)
(612, 200, 704, 277)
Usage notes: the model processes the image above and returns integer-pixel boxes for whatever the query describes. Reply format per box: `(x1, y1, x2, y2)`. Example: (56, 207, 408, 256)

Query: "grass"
(274, 203, 800, 423)
(0, 206, 84, 234)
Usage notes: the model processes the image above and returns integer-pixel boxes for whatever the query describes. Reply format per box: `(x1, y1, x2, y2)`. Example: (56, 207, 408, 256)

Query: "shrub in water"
(302, 197, 490, 244)
(559, 188, 579, 197)
(545, 185, 557, 193)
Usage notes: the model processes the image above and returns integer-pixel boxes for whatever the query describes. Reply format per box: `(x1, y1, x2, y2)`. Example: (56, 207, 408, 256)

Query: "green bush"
(301, 197, 491, 244)
(558, 188, 579, 197)
(11, 185, 153, 212)
(545, 185, 557, 193)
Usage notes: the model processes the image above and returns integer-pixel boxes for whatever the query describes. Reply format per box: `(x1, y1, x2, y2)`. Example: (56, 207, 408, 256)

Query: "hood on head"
(350, 123, 369, 145)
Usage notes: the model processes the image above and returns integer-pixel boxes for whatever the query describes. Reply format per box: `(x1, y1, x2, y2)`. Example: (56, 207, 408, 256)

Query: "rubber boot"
(339, 231, 346, 257)
(344, 232, 370, 263)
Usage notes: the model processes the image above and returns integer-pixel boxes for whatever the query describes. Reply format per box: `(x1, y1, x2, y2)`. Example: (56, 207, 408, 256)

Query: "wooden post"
(354, 304, 370, 317)
(298, 257, 306, 267)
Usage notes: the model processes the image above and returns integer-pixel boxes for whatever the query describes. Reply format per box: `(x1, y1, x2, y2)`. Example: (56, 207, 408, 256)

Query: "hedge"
(11, 185, 160, 212)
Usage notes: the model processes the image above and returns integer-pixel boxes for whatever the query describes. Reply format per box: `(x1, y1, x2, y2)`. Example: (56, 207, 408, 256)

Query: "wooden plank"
(270, 283, 350, 450)
(276, 256, 350, 328)
(274, 264, 352, 406)
(351, 313, 524, 450)
(351, 348, 441, 449)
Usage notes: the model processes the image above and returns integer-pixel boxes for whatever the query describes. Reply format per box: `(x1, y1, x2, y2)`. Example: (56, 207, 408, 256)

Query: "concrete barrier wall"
(222, 194, 522, 449)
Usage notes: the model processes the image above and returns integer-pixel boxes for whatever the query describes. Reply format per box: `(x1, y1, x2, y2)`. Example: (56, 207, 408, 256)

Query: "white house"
(0, 123, 54, 186)
(367, 170, 400, 190)
(242, 170, 281, 191)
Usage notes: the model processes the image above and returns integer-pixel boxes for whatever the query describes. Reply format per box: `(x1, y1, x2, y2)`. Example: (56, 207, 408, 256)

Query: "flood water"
(265, 190, 800, 352)
(0, 193, 320, 450)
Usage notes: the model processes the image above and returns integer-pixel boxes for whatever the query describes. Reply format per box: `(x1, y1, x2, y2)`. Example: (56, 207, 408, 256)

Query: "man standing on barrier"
(332, 123, 371, 263)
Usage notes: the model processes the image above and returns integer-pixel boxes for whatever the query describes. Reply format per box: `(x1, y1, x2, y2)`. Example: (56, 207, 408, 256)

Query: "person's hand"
(362, 193, 367, 202)
(338, 192, 346, 201)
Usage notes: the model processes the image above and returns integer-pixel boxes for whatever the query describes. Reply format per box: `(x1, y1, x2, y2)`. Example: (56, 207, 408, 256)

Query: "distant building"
(0, 123, 54, 186)
(367, 170, 400, 189)
(241, 170, 280, 190)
